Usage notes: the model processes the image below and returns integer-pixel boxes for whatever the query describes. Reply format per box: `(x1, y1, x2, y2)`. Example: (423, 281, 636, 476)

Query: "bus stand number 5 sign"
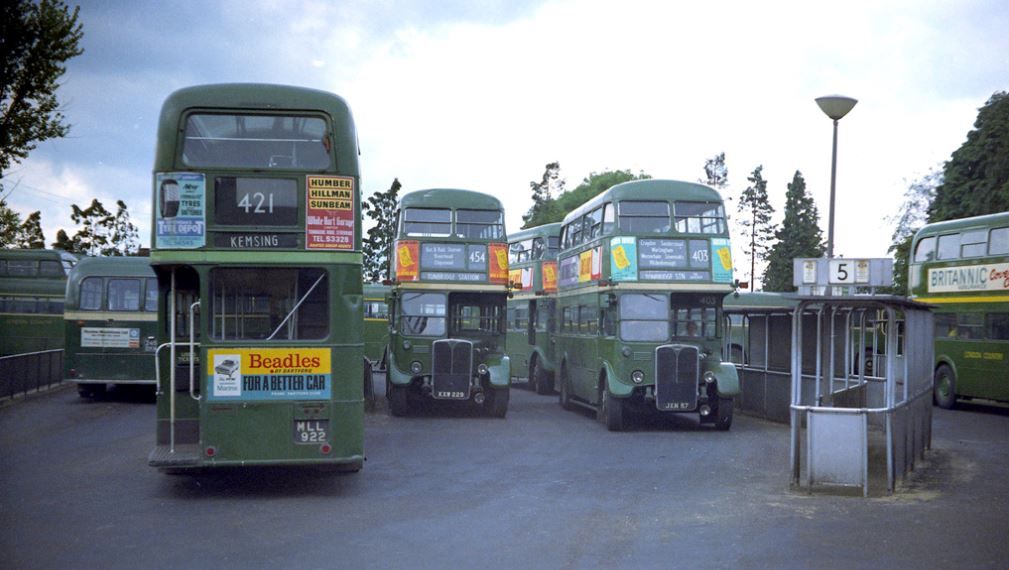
(829, 259, 869, 284)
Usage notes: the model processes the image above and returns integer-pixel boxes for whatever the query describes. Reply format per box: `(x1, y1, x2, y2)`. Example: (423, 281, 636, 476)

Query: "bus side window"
(987, 313, 1009, 341)
(990, 227, 1009, 255)
(913, 236, 936, 262)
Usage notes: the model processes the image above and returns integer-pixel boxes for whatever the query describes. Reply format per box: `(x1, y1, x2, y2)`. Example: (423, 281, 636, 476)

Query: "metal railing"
(0, 349, 64, 401)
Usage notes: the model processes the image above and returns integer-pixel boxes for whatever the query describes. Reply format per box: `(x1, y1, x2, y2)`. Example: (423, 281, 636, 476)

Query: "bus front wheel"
(597, 379, 624, 432)
(714, 397, 733, 431)
(388, 385, 410, 417)
(484, 387, 509, 418)
(934, 365, 957, 409)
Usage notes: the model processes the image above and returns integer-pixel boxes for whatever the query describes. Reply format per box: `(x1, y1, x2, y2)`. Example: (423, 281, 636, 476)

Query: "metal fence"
(0, 349, 64, 401)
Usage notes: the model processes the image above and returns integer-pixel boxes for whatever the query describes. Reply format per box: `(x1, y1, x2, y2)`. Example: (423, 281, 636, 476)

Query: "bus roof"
(154, 83, 359, 173)
(508, 222, 562, 244)
(723, 291, 799, 311)
(399, 188, 503, 211)
(561, 179, 722, 226)
(912, 211, 1009, 242)
(0, 248, 77, 264)
(67, 256, 155, 283)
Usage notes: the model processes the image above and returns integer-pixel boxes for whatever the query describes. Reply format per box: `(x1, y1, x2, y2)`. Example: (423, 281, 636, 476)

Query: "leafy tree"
(16, 209, 45, 248)
(737, 165, 776, 289)
(521, 168, 650, 228)
(762, 170, 824, 292)
(928, 91, 1009, 222)
(886, 169, 941, 295)
(0, 0, 84, 178)
(56, 198, 140, 256)
(700, 152, 728, 191)
(0, 198, 21, 247)
(362, 178, 401, 282)
(109, 199, 140, 255)
(521, 161, 565, 229)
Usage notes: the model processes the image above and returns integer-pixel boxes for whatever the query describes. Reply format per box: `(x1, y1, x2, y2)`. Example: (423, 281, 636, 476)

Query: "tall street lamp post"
(815, 95, 857, 259)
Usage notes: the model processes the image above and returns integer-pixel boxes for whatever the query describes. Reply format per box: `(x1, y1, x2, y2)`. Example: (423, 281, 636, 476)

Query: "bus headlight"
(621, 346, 632, 358)
(410, 361, 423, 374)
(402, 340, 412, 350)
(477, 363, 489, 376)
(631, 370, 645, 384)
(703, 371, 716, 384)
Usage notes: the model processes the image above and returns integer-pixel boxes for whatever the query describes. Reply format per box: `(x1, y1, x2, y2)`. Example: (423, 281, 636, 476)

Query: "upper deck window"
(181, 113, 330, 170)
(38, 260, 63, 277)
(990, 227, 1009, 255)
(403, 208, 452, 237)
(913, 236, 935, 262)
(547, 236, 560, 256)
(937, 233, 960, 260)
(960, 229, 988, 258)
(6, 260, 36, 277)
(674, 202, 726, 234)
(509, 238, 533, 264)
(457, 209, 504, 240)
(618, 201, 670, 234)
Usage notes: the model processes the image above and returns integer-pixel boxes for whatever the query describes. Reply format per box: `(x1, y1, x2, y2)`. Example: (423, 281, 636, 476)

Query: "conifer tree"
(736, 165, 776, 289)
(521, 162, 565, 229)
(762, 171, 824, 292)
(16, 210, 45, 248)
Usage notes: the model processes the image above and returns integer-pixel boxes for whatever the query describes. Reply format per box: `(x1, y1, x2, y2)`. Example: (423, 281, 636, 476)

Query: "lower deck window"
(210, 267, 328, 340)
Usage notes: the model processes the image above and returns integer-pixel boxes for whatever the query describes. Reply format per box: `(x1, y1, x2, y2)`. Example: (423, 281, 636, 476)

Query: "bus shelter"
(787, 296, 934, 496)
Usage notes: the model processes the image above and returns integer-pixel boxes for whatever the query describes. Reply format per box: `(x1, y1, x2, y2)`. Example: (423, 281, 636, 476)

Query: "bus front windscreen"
(400, 292, 447, 336)
(619, 293, 669, 342)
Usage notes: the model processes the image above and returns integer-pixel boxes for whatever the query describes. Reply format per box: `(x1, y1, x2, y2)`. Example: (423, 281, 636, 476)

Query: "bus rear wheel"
(532, 359, 552, 395)
(559, 365, 574, 411)
(934, 365, 957, 409)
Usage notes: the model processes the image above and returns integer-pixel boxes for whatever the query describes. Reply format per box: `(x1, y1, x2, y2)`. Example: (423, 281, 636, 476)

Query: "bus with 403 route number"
(506, 222, 560, 394)
(908, 211, 1009, 408)
(147, 83, 366, 471)
(553, 179, 739, 430)
(64, 256, 158, 398)
(385, 188, 511, 417)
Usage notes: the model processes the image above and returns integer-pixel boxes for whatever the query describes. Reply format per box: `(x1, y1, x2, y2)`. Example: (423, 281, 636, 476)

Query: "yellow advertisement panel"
(207, 347, 331, 401)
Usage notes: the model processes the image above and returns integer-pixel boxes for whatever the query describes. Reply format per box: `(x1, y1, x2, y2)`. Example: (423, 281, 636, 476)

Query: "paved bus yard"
(1, 377, 1007, 569)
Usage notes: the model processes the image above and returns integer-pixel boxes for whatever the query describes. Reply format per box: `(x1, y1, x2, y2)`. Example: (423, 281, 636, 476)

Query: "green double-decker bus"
(363, 282, 390, 370)
(64, 256, 157, 397)
(148, 83, 366, 471)
(385, 189, 511, 417)
(506, 222, 560, 394)
(554, 179, 738, 430)
(0, 249, 76, 356)
(908, 211, 1009, 408)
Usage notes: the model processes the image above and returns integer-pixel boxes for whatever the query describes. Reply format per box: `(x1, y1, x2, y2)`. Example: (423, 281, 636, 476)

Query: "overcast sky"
(3, 0, 1008, 283)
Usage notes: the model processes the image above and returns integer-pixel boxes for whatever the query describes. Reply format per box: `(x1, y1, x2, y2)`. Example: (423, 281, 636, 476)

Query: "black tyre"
(484, 387, 509, 418)
(934, 364, 957, 409)
(77, 383, 106, 398)
(388, 384, 410, 417)
(714, 397, 733, 431)
(533, 358, 553, 395)
(597, 379, 624, 432)
(559, 364, 574, 411)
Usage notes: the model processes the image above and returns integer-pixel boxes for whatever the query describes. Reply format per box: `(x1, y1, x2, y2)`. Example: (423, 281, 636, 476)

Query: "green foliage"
(55, 198, 140, 256)
(700, 152, 728, 190)
(523, 168, 650, 228)
(521, 162, 565, 228)
(362, 178, 401, 282)
(16, 210, 45, 248)
(762, 171, 824, 292)
(928, 91, 1009, 222)
(0, 198, 21, 247)
(886, 169, 940, 295)
(736, 165, 776, 288)
(0, 0, 84, 174)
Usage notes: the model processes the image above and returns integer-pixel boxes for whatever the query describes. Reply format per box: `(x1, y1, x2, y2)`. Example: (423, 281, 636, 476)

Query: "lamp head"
(815, 95, 858, 121)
